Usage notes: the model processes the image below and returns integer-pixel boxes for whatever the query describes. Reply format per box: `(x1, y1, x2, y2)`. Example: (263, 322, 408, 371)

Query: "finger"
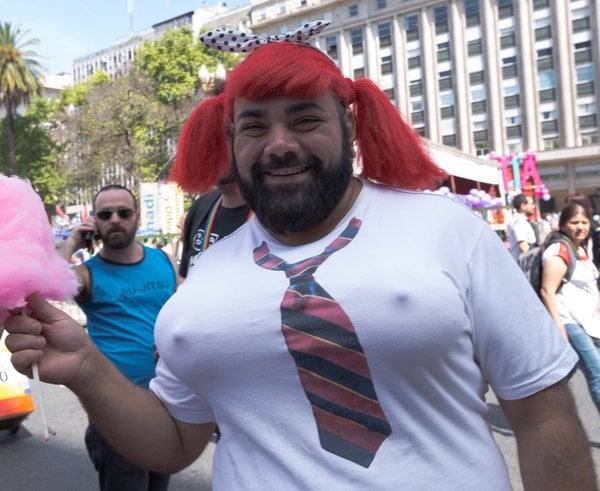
(10, 350, 43, 378)
(26, 292, 67, 325)
(4, 310, 43, 335)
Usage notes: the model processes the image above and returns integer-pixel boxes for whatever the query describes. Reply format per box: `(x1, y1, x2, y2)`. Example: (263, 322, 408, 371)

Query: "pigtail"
(170, 93, 229, 193)
(352, 78, 447, 190)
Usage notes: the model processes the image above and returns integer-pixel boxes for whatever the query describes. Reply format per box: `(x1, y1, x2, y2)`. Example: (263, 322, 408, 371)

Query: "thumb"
(26, 292, 65, 325)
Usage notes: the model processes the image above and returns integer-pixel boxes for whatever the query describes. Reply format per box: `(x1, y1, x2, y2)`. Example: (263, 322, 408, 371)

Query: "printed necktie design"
(254, 217, 391, 468)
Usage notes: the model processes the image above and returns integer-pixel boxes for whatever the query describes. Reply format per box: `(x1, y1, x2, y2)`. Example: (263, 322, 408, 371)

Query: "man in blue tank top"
(60, 184, 180, 491)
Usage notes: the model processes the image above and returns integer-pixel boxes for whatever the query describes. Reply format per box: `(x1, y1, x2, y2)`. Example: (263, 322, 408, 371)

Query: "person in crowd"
(179, 178, 250, 279)
(58, 184, 181, 491)
(566, 193, 600, 271)
(507, 193, 538, 260)
(4, 23, 596, 490)
(540, 202, 600, 413)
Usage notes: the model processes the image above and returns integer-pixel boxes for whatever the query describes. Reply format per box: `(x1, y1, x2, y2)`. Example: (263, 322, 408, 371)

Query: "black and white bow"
(200, 20, 330, 53)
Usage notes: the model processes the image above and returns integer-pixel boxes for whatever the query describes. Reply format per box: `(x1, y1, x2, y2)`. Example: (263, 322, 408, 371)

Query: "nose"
(263, 124, 301, 160)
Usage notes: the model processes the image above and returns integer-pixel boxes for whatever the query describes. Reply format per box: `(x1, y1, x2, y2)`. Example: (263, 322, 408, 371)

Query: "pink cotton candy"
(0, 175, 79, 314)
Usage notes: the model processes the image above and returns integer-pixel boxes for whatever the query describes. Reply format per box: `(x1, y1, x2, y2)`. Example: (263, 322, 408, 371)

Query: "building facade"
(249, 0, 600, 205)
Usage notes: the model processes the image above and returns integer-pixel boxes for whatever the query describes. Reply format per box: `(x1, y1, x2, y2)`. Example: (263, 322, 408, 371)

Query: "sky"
(1, 0, 236, 75)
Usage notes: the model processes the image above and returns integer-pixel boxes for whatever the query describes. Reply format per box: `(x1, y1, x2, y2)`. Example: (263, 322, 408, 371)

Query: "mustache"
(107, 226, 127, 234)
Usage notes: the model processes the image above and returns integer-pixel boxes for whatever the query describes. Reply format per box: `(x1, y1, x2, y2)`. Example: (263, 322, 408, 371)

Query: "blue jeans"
(85, 424, 170, 491)
(565, 323, 600, 414)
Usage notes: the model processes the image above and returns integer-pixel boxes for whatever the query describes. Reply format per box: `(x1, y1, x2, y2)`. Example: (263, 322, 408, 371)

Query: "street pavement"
(0, 370, 598, 490)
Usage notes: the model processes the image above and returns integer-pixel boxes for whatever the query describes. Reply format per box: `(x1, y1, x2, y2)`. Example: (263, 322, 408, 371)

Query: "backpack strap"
(557, 238, 578, 284)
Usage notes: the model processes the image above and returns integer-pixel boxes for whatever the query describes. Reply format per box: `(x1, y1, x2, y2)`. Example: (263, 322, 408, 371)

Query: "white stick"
(31, 361, 55, 440)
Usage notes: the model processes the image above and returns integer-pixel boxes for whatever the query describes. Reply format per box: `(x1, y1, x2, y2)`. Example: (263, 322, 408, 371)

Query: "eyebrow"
(236, 101, 326, 121)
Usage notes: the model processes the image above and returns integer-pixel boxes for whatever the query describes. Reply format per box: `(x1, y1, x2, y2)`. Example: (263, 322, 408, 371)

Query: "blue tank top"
(80, 246, 176, 387)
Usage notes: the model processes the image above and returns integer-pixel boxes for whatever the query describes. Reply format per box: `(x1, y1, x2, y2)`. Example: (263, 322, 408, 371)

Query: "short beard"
(99, 227, 137, 250)
(233, 124, 354, 235)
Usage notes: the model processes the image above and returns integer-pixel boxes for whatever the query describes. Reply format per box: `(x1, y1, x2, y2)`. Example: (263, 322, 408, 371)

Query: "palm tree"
(0, 22, 44, 176)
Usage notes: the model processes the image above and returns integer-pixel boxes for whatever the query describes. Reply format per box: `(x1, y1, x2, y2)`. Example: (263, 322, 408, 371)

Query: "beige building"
(248, 0, 600, 208)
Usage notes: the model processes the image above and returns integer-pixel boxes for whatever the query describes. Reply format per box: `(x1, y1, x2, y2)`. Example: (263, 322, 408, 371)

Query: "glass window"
(351, 29, 364, 55)
(378, 22, 392, 48)
(465, 0, 480, 26)
(538, 70, 556, 89)
(405, 14, 420, 41)
(354, 67, 365, 78)
(441, 106, 455, 118)
(575, 49, 592, 65)
(383, 87, 395, 100)
(500, 33, 516, 48)
(573, 17, 591, 33)
(442, 134, 457, 146)
(577, 81, 595, 97)
(579, 114, 597, 129)
(408, 55, 421, 68)
(535, 26, 552, 41)
(541, 120, 559, 133)
(410, 80, 423, 96)
(325, 35, 338, 60)
(439, 76, 453, 91)
(473, 129, 488, 142)
(376, 0, 387, 9)
(381, 55, 393, 74)
(470, 71, 484, 84)
(434, 6, 449, 34)
(537, 57, 553, 71)
(468, 39, 482, 56)
(539, 88, 556, 102)
(472, 100, 486, 114)
(506, 125, 522, 138)
(349, 4, 358, 16)
(502, 64, 518, 79)
(411, 111, 425, 123)
(533, 0, 549, 9)
(576, 65, 594, 82)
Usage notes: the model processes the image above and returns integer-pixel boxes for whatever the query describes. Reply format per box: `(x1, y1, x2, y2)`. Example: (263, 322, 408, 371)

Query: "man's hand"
(4, 292, 95, 389)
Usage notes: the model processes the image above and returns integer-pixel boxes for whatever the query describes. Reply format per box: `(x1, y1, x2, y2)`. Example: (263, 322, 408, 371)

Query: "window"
(411, 111, 425, 123)
(439, 76, 453, 91)
(354, 67, 365, 78)
(408, 55, 422, 69)
(383, 87, 395, 100)
(573, 17, 591, 33)
(465, 0, 480, 26)
(468, 39, 482, 56)
(378, 22, 392, 48)
(502, 64, 518, 79)
(349, 4, 358, 16)
(498, 0, 513, 18)
(442, 134, 457, 146)
(539, 88, 556, 102)
(437, 43, 451, 62)
(470, 71, 484, 84)
(351, 29, 363, 55)
(472, 100, 486, 114)
(325, 36, 338, 60)
(473, 129, 488, 142)
(500, 33, 516, 48)
(535, 26, 552, 41)
(577, 81, 595, 97)
(575, 49, 592, 64)
(376, 0, 386, 9)
(537, 57, 553, 71)
(582, 133, 599, 145)
(506, 125, 522, 138)
(410, 81, 423, 96)
(441, 106, 455, 118)
(277, 2, 286, 15)
(381, 55, 393, 74)
(434, 6, 449, 34)
(541, 120, 559, 133)
(533, 0, 549, 9)
(576, 65, 594, 82)
(405, 14, 419, 41)
(579, 114, 597, 129)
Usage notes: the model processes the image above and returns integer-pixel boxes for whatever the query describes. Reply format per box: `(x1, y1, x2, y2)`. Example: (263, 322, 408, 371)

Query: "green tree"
(0, 96, 68, 204)
(0, 22, 44, 176)
(135, 27, 237, 106)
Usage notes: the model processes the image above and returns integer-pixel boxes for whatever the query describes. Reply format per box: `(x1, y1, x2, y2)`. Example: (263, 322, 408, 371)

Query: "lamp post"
(197, 63, 226, 98)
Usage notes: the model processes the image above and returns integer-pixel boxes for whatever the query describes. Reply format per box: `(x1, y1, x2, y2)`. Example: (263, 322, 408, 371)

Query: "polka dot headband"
(200, 20, 330, 53)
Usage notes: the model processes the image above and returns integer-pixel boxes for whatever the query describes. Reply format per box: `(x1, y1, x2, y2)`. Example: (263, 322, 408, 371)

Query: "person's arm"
(4, 293, 214, 473)
(517, 240, 530, 255)
(499, 381, 596, 490)
(539, 255, 569, 339)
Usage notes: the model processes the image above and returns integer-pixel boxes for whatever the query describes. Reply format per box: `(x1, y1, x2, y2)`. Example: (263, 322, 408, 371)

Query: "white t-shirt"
(151, 181, 576, 490)
(507, 212, 537, 260)
(542, 241, 600, 338)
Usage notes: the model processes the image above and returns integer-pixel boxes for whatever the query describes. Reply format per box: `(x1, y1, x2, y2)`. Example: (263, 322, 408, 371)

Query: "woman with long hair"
(540, 202, 600, 412)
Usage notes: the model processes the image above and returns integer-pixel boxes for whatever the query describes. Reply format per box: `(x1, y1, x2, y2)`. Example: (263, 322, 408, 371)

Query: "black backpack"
(518, 232, 577, 296)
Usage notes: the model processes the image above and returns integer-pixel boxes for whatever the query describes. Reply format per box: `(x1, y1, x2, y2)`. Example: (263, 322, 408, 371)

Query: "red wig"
(170, 42, 446, 192)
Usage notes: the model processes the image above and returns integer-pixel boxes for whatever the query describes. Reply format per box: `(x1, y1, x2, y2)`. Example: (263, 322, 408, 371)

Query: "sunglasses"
(95, 208, 135, 221)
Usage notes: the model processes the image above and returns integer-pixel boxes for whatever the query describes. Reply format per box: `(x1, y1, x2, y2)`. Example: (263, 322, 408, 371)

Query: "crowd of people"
(2, 21, 598, 490)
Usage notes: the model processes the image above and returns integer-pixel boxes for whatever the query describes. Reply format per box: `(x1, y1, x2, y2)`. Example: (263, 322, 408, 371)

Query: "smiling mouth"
(266, 166, 309, 176)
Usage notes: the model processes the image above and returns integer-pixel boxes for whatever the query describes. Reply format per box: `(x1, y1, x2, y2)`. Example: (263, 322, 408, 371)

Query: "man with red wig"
(3, 22, 596, 489)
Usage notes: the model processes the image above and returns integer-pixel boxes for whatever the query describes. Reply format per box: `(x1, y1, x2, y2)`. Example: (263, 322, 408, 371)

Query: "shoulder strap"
(558, 238, 577, 283)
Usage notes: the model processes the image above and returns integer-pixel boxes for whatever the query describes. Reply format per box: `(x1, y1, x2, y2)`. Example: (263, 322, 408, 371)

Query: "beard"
(98, 226, 137, 250)
(233, 126, 354, 234)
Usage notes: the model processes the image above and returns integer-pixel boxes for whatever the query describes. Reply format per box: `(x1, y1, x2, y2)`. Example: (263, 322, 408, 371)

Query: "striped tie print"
(254, 217, 391, 468)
